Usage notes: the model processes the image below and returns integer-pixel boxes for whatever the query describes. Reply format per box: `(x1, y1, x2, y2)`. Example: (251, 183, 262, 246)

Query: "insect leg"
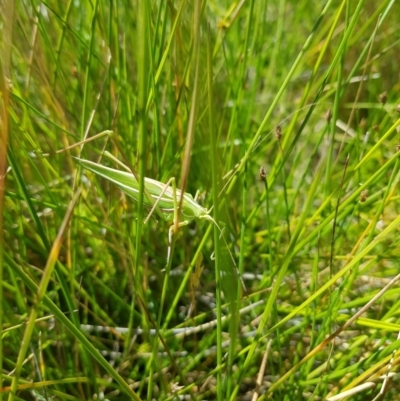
(143, 177, 176, 225)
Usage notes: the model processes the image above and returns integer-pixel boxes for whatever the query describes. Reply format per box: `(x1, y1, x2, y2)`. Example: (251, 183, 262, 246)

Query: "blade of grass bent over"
(4, 251, 143, 400)
(7, 149, 79, 330)
(7, 190, 80, 401)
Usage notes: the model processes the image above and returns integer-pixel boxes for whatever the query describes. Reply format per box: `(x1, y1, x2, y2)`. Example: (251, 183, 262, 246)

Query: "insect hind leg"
(166, 220, 189, 266)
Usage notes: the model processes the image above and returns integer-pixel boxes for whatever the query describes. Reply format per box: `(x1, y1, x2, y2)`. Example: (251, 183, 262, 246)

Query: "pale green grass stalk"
(133, 1, 153, 399)
(207, 27, 224, 401)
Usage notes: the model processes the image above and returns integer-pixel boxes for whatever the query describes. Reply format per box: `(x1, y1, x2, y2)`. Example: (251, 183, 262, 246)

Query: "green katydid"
(80, 159, 245, 289)
(75, 154, 246, 290)
(74, 155, 221, 265)
(75, 157, 212, 224)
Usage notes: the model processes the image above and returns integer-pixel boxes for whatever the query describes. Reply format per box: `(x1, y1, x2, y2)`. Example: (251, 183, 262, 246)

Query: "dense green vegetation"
(1, 0, 400, 399)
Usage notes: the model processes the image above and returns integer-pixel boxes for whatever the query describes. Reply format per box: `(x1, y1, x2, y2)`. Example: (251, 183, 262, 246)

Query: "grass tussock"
(1, 0, 400, 400)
